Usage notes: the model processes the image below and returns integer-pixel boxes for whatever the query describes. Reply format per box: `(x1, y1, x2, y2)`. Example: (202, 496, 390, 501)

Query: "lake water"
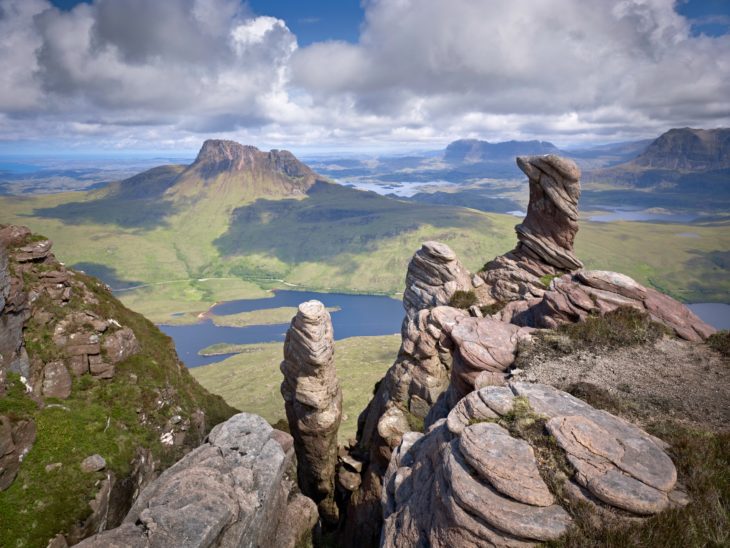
(160, 290, 404, 368)
(588, 207, 697, 223)
(688, 303, 730, 331)
(160, 291, 728, 369)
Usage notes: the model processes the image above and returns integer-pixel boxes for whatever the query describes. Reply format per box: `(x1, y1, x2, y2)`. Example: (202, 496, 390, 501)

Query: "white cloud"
(0, 0, 728, 150)
(290, 0, 730, 145)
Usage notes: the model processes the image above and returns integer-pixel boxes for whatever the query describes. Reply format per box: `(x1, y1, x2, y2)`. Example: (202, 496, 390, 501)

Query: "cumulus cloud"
(291, 0, 730, 144)
(0, 0, 728, 149)
(0, 0, 298, 141)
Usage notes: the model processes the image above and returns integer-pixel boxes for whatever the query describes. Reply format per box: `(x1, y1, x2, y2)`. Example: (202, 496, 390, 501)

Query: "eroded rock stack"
(76, 413, 318, 548)
(359, 242, 474, 449)
(341, 244, 476, 545)
(281, 300, 342, 525)
(478, 155, 583, 303)
(382, 383, 686, 547)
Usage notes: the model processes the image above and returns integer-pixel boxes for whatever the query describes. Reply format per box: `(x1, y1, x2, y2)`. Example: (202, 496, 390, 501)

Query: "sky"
(0, 0, 729, 154)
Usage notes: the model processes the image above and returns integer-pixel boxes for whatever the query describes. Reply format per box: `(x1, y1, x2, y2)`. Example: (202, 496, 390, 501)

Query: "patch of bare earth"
(512, 335, 729, 432)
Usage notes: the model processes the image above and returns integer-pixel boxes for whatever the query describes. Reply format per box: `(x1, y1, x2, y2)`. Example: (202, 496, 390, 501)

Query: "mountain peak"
(192, 139, 315, 180)
(631, 127, 730, 170)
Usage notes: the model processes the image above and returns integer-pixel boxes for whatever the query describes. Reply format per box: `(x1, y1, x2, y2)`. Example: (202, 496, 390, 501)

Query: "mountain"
(1, 139, 727, 327)
(8, 141, 504, 321)
(443, 139, 561, 164)
(629, 128, 730, 171)
(581, 128, 730, 211)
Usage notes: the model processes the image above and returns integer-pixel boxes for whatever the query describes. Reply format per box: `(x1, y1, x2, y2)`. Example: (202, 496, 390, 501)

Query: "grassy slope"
(0, 261, 236, 547)
(0, 180, 728, 324)
(190, 335, 402, 442)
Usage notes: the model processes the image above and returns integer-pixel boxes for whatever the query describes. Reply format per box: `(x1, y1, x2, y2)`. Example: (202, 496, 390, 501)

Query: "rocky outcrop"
(341, 243, 475, 546)
(382, 383, 686, 547)
(0, 225, 237, 546)
(281, 300, 342, 526)
(0, 226, 32, 379)
(499, 270, 715, 342)
(0, 226, 142, 403)
(403, 241, 473, 314)
(76, 413, 317, 548)
(0, 415, 36, 491)
(478, 155, 583, 303)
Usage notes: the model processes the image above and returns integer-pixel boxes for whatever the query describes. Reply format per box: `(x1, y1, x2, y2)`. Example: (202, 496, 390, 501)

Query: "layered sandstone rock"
(280, 300, 342, 525)
(0, 226, 142, 401)
(382, 383, 685, 547)
(498, 270, 715, 342)
(403, 241, 473, 314)
(341, 243, 474, 546)
(478, 155, 583, 303)
(76, 413, 316, 548)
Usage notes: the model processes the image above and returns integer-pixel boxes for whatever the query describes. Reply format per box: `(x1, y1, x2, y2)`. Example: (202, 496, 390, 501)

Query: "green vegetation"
(198, 343, 270, 356)
(0, 257, 236, 548)
(479, 301, 506, 316)
(1, 174, 728, 325)
(707, 330, 730, 357)
(539, 273, 559, 287)
(191, 335, 401, 441)
(554, 307, 668, 351)
(449, 289, 478, 309)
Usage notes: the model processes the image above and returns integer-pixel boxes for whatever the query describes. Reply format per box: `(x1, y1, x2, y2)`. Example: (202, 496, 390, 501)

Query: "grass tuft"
(707, 330, 730, 357)
(556, 307, 668, 351)
(449, 290, 477, 309)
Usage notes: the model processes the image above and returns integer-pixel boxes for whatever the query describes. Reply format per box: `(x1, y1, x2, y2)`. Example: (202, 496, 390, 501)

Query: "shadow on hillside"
(32, 165, 183, 228)
(214, 181, 484, 263)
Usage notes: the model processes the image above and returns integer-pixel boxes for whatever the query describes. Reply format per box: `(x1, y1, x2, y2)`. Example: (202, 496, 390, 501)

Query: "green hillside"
(0, 141, 727, 324)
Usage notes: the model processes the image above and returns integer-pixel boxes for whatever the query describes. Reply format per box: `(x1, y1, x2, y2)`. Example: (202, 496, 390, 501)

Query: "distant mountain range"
(629, 128, 730, 171)
(20, 140, 499, 309)
(444, 139, 560, 164)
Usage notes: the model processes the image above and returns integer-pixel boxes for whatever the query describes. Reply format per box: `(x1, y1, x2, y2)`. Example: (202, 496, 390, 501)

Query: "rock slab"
(76, 413, 314, 548)
(382, 383, 684, 547)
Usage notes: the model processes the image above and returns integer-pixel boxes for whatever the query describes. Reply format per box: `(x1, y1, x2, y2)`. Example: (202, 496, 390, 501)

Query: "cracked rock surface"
(76, 413, 315, 548)
(382, 383, 684, 547)
(498, 270, 715, 342)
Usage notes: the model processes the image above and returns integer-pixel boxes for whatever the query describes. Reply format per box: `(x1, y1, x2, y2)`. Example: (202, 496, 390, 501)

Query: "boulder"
(42, 361, 72, 399)
(102, 327, 141, 364)
(15, 239, 53, 263)
(448, 317, 532, 401)
(382, 383, 684, 547)
(80, 454, 107, 473)
(280, 300, 342, 526)
(76, 413, 314, 548)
